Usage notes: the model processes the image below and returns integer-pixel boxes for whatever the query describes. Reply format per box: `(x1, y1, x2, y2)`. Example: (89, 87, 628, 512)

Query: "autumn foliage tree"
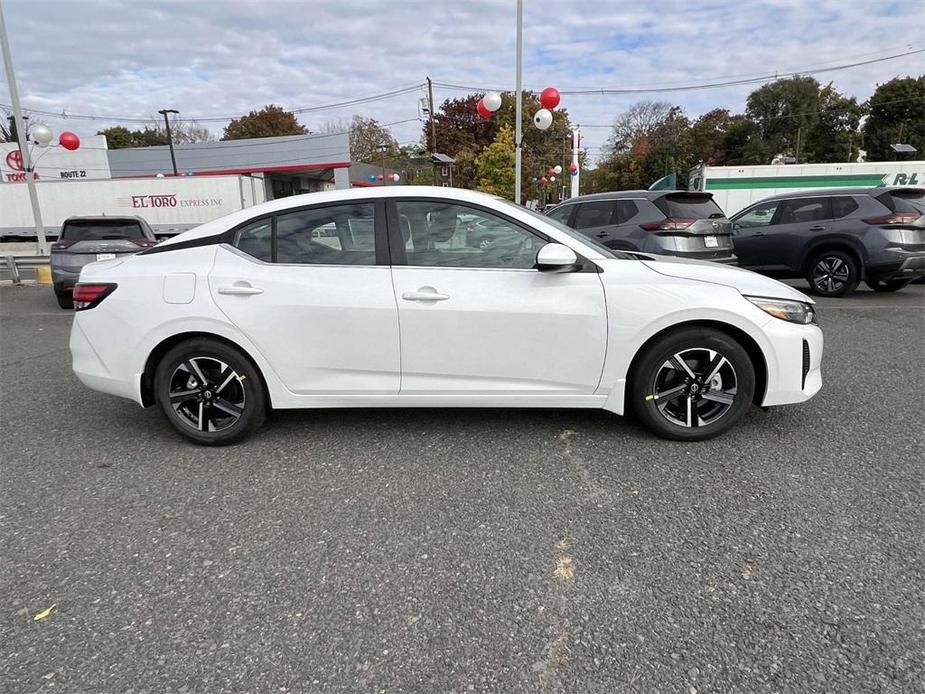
(222, 104, 307, 140)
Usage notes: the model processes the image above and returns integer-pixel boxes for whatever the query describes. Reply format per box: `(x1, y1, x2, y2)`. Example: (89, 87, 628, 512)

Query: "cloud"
(1, 0, 922, 161)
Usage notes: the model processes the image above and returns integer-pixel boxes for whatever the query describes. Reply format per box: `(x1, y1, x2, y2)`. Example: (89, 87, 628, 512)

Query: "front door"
(209, 201, 400, 395)
(388, 199, 607, 395)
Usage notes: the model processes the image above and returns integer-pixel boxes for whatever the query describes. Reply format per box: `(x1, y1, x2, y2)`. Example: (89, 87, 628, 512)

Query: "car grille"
(802, 340, 811, 389)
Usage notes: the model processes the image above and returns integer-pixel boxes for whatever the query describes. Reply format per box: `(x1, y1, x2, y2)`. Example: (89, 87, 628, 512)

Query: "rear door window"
(616, 200, 639, 224)
(772, 197, 833, 224)
(656, 194, 725, 219)
(61, 219, 145, 240)
(276, 203, 377, 265)
(574, 201, 616, 229)
(831, 196, 860, 219)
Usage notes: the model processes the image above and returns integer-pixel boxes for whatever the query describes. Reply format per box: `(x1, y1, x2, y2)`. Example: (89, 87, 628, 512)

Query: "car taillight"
(72, 283, 117, 311)
(863, 211, 921, 225)
(641, 218, 695, 231)
(130, 238, 159, 247)
(51, 239, 76, 250)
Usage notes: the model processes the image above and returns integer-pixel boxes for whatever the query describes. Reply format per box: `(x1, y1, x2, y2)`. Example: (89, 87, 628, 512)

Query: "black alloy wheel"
(806, 250, 859, 297)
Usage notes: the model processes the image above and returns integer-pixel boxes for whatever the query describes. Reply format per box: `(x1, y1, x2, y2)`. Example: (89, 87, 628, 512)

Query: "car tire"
(805, 250, 860, 297)
(630, 327, 755, 441)
(55, 290, 74, 309)
(154, 338, 266, 446)
(865, 278, 912, 292)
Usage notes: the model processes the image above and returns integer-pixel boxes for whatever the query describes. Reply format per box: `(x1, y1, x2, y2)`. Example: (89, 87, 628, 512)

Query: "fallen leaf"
(33, 604, 56, 621)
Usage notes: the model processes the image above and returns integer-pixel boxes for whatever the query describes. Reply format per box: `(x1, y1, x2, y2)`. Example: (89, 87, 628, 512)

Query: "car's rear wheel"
(865, 277, 912, 292)
(806, 250, 859, 297)
(55, 289, 73, 309)
(630, 328, 755, 441)
(154, 338, 266, 446)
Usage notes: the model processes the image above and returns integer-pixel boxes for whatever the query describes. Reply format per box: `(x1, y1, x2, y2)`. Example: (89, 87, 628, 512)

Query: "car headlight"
(746, 296, 816, 324)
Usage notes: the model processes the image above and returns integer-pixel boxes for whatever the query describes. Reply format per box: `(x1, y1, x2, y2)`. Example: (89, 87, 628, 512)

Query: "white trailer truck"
(689, 161, 925, 216)
(0, 174, 267, 239)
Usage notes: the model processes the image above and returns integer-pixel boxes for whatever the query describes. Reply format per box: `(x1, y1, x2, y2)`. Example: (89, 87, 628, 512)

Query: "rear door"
(208, 201, 400, 395)
(572, 200, 619, 247)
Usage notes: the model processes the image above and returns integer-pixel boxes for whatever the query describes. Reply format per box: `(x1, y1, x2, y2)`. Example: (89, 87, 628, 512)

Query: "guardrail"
(2, 256, 50, 283)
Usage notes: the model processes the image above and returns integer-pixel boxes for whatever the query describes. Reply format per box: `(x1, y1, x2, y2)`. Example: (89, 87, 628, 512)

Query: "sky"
(1, 0, 923, 163)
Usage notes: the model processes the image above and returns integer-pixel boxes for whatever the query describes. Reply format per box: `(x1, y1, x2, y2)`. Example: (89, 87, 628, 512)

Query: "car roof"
(554, 190, 713, 205)
(756, 186, 923, 203)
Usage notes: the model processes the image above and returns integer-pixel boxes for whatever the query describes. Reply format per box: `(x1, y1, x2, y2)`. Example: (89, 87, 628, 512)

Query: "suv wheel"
(154, 338, 267, 446)
(630, 327, 755, 441)
(806, 250, 859, 297)
(865, 278, 912, 292)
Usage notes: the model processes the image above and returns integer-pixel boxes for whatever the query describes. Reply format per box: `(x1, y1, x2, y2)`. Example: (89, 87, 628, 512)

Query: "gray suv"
(51, 216, 157, 308)
(730, 187, 925, 297)
(545, 190, 737, 264)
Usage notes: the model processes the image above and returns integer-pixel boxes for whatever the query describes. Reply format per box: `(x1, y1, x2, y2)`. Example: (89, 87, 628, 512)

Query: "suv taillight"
(863, 211, 921, 225)
(72, 283, 117, 311)
(130, 238, 159, 247)
(51, 239, 76, 250)
(641, 218, 695, 231)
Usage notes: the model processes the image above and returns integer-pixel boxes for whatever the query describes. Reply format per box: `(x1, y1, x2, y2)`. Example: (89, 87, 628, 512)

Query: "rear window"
(877, 190, 925, 213)
(61, 219, 145, 240)
(655, 194, 725, 220)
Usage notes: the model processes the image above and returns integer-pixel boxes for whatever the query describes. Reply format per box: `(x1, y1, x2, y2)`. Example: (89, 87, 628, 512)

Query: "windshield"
(497, 200, 631, 259)
(61, 219, 145, 240)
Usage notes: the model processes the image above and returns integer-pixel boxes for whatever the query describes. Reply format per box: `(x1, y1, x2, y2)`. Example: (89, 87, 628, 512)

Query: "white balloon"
(31, 124, 53, 146)
(550, 175, 556, 182)
(533, 108, 553, 131)
(553, 165, 563, 175)
(391, 173, 401, 182)
(483, 91, 502, 112)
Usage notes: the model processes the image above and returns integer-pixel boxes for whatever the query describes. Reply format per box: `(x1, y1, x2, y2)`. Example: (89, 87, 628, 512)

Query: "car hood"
(637, 254, 814, 303)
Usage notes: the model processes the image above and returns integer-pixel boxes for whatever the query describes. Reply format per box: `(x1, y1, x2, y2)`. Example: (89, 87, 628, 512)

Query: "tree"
(862, 75, 925, 161)
(347, 116, 399, 162)
(97, 126, 168, 148)
(604, 101, 673, 156)
(745, 76, 823, 163)
(1, 107, 46, 143)
(169, 119, 215, 144)
(805, 85, 863, 163)
(222, 104, 307, 140)
(476, 125, 516, 198)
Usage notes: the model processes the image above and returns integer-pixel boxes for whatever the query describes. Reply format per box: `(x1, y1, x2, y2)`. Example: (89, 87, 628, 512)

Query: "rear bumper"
(51, 266, 81, 290)
(867, 252, 925, 281)
(70, 316, 143, 404)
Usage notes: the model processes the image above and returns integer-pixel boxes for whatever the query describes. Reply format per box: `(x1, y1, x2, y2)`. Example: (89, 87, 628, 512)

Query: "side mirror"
(535, 243, 580, 273)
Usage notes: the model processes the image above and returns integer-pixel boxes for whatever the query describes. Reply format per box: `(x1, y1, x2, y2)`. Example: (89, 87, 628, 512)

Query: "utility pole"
(426, 76, 437, 186)
(158, 108, 179, 175)
(513, 0, 523, 205)
(0, 1, 49, 254)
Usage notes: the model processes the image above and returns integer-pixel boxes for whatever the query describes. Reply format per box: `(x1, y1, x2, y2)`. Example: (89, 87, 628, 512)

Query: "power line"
(432, 47, 925, 96)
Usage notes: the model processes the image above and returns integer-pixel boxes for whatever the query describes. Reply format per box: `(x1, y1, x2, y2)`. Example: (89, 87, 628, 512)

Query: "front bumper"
(759, 319, 823, 407)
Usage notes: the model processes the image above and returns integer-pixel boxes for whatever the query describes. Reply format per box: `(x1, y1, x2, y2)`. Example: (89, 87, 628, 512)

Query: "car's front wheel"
(806, 250, 860, 297)
(630, 328, 756, 441)
(154, 338, 267, 445)
(865, 277, 912, 292)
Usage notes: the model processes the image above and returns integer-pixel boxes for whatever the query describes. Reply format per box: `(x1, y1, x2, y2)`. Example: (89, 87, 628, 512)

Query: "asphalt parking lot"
(2, 282, 923, 693)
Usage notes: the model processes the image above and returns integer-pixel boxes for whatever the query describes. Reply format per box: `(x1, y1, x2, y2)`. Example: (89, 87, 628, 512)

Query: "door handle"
(595, 231, 608, 238)
(752, 231, 764, 236)
(218, 283, 264, 296)
(402, 288, 450, 302)
(809, 225, 826, 231)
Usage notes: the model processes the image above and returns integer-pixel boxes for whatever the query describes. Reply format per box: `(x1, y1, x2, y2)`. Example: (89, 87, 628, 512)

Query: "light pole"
(158, 108, 179, 176)
(377, 142, 389, 184)
(513, 0, 523, 204)
(0, 1, 49, 254)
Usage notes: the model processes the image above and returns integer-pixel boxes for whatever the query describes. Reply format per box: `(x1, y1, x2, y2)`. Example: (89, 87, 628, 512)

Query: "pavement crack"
(533, 538, 576, 693)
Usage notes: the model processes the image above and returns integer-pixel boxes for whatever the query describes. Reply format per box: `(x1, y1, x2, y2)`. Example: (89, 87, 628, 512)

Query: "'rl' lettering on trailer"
(892, 173, 921, 185)
(132, 194, 178, 208)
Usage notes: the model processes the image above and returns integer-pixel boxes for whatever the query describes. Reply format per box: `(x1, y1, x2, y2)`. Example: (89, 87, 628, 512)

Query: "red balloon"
(58, 131, 80, 151)
(377, 174, 384, 181)
(539, 87, 560, 110)
(476, 99, 492, 119)
(569, 163, 579, 175)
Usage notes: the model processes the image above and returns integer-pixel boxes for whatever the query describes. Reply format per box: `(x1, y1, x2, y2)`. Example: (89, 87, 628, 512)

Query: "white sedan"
(70, 186, 823, 445)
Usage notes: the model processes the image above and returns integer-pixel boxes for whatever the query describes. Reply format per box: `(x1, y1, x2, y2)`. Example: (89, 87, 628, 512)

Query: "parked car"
(51, 216, 158, 308)
(70, 187, 822, 446)
(545, 190, 737, 264)
(730, 187, 925, 296)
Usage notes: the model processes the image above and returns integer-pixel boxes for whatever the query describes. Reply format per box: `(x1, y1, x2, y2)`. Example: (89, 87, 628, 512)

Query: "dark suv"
(545, 190, 737, 264)
(730, 187, 925, 297)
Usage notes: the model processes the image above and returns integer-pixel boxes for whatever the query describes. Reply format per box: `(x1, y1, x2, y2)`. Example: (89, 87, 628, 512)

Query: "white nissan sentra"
(70, 186, 823, 445)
